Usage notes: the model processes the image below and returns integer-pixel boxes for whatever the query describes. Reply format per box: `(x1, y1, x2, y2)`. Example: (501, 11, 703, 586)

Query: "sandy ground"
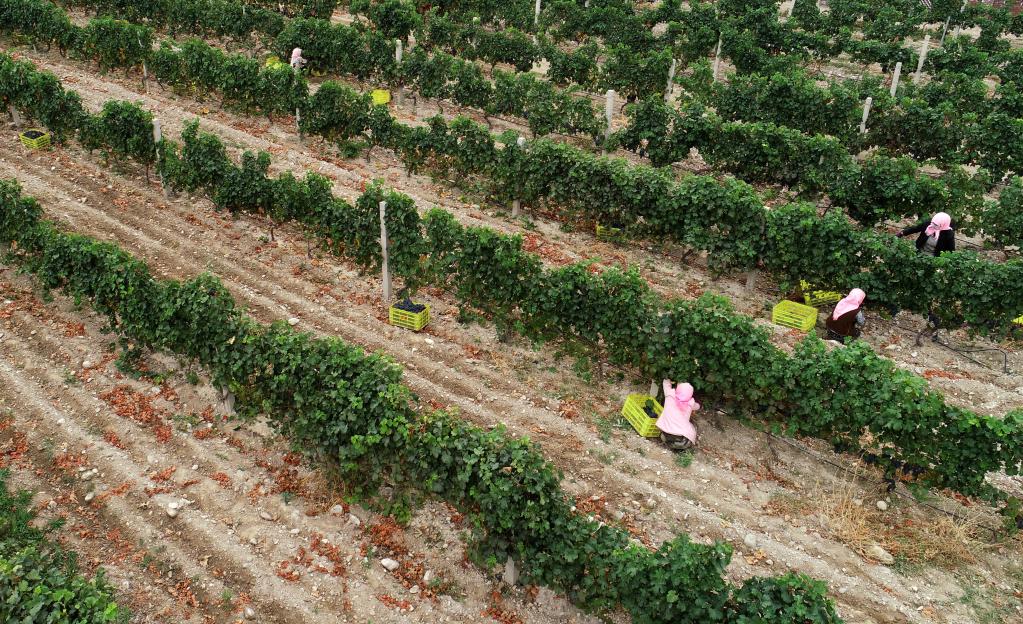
(1, 40, 1023, 624)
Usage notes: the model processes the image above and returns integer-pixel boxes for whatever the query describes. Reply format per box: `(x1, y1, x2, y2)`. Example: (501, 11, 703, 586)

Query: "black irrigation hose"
(755, 425, 1009, 538)
(886, 319, 1013, 374)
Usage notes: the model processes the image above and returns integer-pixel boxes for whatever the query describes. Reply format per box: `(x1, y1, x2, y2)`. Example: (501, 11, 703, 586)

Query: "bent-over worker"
(656, 380, 699, 451)
(826, 288, 866, 342)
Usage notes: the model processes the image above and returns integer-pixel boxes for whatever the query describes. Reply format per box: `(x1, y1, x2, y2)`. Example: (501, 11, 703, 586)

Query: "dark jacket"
(899, 219, 955, 256)
(826, 307, 861, 339)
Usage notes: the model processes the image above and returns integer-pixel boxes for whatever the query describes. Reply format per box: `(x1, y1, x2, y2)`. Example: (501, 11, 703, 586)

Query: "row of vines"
(25, 0, 1023, 246)
(0, 179, 842, 623)
(6, 4, 1022, 331)
(3, 54, 1022, 521)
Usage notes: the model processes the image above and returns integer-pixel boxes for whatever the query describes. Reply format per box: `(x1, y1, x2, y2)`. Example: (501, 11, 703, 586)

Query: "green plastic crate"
(19, 129, 51, 150)
(800, 280, 842, 308)
(772, 300, 818, 332)
(622, 394, 662, 438)
(389, 302, 430, 331)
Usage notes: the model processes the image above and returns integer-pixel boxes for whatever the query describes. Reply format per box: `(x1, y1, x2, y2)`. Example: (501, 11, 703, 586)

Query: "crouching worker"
(290, 47, 307, 71)
(826, 288, 866, 342)
(656, 380, 699, 451)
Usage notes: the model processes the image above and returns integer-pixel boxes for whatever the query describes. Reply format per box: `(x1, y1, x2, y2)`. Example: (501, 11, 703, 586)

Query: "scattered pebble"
(84, 492, 95, 503)
(288, 317, 299, 326)
(166, 502, 179, 518)
(259, 511, 273, 521)
(876, 500, 888, 512)
(381, 558, 399, 572)
(743, 534, 758, 549)
(348, 513, 362, 527)
(244, 606, 256, 619)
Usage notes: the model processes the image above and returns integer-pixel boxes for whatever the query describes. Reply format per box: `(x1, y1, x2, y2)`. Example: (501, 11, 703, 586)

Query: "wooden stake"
(395, 40, 405, 106)
(665, 58, 677, 102)
(512, 136, 525, 218)
(380, 201, 391, 304)
(913, 35, 930, 85)
(603, 90, 614, 154)
(859, 96, 873, 134)
(889, 62, 902, 98)
(153, 118, 168, 197)
(534, 0, 541, 25)
(649, 380, 659, 399)
(712, 36, 723, 82)
(8, 105, 21, 126)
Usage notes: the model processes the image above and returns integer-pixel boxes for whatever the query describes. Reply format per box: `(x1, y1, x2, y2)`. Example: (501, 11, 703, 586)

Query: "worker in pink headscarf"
(899, 212, 956, 343)
(899, 211, 956, 256)
(826, 288, 866, 342)
(656, 380, 699, 451)
(290, 47, 307, 71)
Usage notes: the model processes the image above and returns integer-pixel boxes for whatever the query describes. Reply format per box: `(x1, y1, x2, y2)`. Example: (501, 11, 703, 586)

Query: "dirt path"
(0, 272, 598, 623)
(14, 44, 1023, 417)
(1, 47, 1022, 624)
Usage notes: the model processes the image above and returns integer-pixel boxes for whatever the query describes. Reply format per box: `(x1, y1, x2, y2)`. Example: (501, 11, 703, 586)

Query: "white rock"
(290, 528, 300, 535)
(259, 511, 273, 521)
(288, 317, 300, 326)
(423, 570, 434, 584)
(866, 544, 894, 565)
(330, 504, 345, 515)
(381, 558, 399, 572)
(409, 585, 420, 595)
(82, 360, 93, 369)
(876, 500, 888, 512)
(244, 606, 256, 619)
(348, 513, 362, 527)
(166, 506, 179, 518)
(743, 534, 758, 549)
(84, 492, 95, 503)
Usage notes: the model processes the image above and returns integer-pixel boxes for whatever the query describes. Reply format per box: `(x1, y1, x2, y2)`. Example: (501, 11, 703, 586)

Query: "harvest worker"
(898, 212, 956, 343)
(656, 380, 699, 451)
(898, 211, 955, 256)
(290, 48, 307, 71)
(826, 288, 866, 342)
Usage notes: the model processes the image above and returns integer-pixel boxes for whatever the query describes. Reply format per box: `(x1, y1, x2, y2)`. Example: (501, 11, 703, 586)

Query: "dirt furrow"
(0, 134, 978, 623)
(0, 275, 575, 623)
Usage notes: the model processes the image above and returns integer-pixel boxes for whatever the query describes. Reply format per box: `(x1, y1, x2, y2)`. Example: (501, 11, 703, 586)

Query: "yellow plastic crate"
(264, 55, 285, 68)
(772, 300, 818, 332)
(800, 280, 843, 308)
(389, 302, 430, 331)
(622, 394, 662, 438)
(371, 89, 391, 105)
(1014, 315, 1023, 326)
(595, 224, 625, 242)
(19, 129, 51, 150)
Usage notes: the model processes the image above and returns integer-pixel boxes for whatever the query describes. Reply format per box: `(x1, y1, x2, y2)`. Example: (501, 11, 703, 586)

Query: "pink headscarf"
(832, 288, 866, 320)
(925, 212, 952, 237)
(656, 380, 700, 443)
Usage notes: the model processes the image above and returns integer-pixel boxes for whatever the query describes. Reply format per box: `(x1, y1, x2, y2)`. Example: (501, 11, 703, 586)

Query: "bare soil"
(1, 43, 1022, 624)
